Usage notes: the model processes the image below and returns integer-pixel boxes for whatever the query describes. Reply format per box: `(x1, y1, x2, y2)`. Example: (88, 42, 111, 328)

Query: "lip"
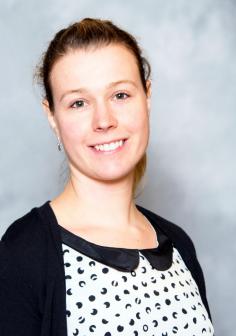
(89, 139, 127, 154)
(89, 138, 127, 147)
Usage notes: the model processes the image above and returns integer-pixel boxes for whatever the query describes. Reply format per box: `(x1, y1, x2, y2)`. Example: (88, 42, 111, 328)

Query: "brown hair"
(36, 18, 151, 197)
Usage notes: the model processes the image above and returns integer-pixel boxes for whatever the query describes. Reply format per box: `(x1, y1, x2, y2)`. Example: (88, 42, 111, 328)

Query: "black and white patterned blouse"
(60, 225, 214, 336)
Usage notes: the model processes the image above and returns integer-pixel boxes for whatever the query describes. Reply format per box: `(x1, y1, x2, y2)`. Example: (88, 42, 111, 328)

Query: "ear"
(42, 99, 60, 137)
(146, 80, 151, 113)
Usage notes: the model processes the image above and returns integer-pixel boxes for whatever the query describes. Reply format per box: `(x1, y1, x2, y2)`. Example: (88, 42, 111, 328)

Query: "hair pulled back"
(36, 18, 151, 197)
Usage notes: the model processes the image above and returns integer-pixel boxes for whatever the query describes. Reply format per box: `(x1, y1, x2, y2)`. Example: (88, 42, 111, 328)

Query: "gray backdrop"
(0, 0, 235, 334)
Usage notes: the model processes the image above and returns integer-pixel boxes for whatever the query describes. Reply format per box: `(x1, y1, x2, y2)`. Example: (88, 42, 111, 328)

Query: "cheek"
(124, 104, 149, 134)
(57, 117, 87, 145)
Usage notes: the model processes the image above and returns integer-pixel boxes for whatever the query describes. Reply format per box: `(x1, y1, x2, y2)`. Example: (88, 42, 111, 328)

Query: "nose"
(92, 101, 118, 132)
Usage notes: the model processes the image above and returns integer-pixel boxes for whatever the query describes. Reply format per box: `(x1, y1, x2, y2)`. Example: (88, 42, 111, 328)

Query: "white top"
(61, 227, 214, 336)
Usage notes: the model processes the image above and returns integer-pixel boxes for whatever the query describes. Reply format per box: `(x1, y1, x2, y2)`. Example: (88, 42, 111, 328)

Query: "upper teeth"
(94, 140, 124, 151)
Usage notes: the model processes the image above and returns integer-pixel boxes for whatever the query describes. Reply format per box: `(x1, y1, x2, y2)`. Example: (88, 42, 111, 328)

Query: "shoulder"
(1, 200, 58, 244)
(2, 207, 42, 243)
(0, 201, 62, 295)
(1, 203, 51, 250)
(136, 204, 197, 259)
(0, 202, 55, 275)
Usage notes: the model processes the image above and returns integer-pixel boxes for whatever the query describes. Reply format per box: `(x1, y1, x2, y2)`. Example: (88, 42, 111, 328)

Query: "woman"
(0, 18, 214, 336)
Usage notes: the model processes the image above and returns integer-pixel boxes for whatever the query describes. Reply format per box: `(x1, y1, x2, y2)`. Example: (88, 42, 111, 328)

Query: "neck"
(52, 171, 140, 229)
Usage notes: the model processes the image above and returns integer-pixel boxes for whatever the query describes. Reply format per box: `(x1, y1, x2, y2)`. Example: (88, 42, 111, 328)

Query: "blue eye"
(71, 100, 85, 108)
(115, 92, 129, 100)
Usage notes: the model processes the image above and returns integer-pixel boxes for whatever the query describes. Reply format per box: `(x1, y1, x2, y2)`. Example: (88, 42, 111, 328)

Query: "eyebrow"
(59, 80, 138, 102)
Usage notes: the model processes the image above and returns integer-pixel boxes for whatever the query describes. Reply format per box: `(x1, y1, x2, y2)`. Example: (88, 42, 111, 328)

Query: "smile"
(94, 140, 125, 152)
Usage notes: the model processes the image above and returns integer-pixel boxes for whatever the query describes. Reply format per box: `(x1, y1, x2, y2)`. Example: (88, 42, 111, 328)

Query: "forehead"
(50, 44, 141, 92)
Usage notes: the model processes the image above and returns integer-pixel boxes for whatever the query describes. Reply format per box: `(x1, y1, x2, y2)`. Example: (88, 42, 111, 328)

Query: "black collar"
(60, 220, 173, 272)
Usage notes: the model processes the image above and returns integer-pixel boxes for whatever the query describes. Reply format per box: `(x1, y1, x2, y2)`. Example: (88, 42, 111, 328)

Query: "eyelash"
(70, 100, 86, 109)
(114, 92, 130, 100)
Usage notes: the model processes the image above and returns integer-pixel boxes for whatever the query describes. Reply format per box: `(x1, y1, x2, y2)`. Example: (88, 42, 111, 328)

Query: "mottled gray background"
(0, 0, 235, 334)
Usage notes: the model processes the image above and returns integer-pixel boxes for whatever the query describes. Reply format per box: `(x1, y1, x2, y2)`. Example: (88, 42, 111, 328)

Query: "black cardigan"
(0, 201, 212, 336)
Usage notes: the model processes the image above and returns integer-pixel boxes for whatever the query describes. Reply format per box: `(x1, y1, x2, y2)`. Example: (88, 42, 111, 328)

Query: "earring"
(57, 136, 62, 152)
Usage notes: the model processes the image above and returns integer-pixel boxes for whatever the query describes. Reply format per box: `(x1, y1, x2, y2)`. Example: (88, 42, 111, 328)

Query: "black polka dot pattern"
(63, 245, 214, 335)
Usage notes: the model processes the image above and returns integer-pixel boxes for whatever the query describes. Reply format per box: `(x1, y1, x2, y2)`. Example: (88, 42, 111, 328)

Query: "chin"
(93, 166, 135, 183)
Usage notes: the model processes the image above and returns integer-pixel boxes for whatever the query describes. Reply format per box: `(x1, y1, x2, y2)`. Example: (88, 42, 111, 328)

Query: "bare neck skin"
(50, 170, 157, 248)
(52, 171, 136, 228)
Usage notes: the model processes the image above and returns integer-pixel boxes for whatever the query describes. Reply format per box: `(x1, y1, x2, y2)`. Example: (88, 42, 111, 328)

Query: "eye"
(114, 92, 130, 100)
(70, 100, 86, 109)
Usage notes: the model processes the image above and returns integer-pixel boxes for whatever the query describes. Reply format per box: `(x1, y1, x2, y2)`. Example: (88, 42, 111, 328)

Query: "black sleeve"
(0, 242, 42, 336)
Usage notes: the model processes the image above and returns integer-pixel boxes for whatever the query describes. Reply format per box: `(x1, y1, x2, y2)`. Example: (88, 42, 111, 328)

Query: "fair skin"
(43, 43, 157, 249)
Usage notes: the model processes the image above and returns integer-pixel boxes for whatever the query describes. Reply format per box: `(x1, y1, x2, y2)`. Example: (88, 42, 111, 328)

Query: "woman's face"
(45, 44, 151, 183)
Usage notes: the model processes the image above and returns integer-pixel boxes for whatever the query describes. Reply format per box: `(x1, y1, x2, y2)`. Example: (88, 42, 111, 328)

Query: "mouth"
(89, 139, 127, 153)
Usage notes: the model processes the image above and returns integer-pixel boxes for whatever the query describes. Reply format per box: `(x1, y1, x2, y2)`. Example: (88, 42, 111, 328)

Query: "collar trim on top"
(60, 222, 173, 272)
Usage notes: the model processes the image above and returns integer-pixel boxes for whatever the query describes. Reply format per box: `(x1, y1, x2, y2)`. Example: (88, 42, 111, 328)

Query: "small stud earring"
(57, 137, 62, 152)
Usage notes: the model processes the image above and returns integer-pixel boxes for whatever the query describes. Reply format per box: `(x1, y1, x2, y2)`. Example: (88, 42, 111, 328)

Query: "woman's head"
(36, 18, 151, 197)
(37, 18, 151, 111)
